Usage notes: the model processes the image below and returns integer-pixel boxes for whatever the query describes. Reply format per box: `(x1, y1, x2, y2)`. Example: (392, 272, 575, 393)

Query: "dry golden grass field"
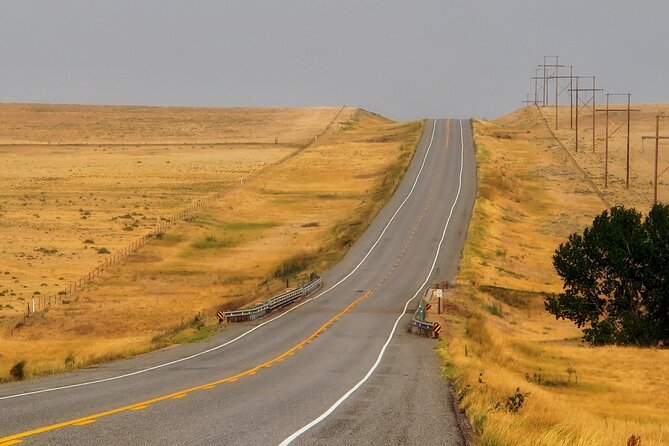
(543, 103, 669, 208)
(0, 103, 336, 145)
(440, 106, 669, 446)
(0, 103, 424, 379)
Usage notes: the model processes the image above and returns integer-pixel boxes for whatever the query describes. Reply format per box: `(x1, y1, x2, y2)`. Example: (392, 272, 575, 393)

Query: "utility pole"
(593, 76, 597, 152)
(554, 57, 562, 127)
(596, 94, 639, 189)
(522, 93, 538, 107)
(537, 56, 563, 107)
(544, 56, 548, 105)
(655, 115, 660, 204)
(531, 68, 546, 107)
(547, 65, 575, 130)
(523, 74, 541, 107)
(642, 115, 669, 204)
(569, 76, 602, 153)
(569, 66, 574, 129)
(575, 76, 579, 151)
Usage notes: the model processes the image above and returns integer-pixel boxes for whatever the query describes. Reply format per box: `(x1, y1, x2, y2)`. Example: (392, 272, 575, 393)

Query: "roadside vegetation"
(441, 107, 669, 446)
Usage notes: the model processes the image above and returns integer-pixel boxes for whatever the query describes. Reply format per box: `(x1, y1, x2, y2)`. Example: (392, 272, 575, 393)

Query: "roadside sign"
(436, 289, 443, 298)
(216, 310, 225, 322)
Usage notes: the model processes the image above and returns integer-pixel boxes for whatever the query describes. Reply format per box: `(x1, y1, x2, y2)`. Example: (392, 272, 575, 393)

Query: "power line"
(596, 94, 640, 189)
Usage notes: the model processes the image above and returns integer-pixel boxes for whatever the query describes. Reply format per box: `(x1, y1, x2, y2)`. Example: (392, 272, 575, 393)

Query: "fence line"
(15, 182, 233, 323)
(7, 106, 346, 337)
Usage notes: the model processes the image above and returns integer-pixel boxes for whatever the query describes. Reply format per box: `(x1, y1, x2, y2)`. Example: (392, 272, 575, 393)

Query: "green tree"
(546, 204, 669, 345)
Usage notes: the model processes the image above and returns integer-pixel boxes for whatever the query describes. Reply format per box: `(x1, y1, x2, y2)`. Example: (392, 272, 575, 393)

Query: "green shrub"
(549, 204, 669, 345)
(10, 360, 26, 381)
(65, 353, 76, 368)
(504, 387, 529, 413)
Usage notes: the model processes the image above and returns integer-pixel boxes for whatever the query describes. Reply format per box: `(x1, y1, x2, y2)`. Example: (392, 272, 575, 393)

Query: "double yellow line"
(0, 290, 373, 445)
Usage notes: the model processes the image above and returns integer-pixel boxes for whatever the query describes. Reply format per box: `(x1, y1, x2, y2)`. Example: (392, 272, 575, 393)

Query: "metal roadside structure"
(409, 288, 441, 338)
(409, 283, 448, 338)
(221, 274, 322, 323)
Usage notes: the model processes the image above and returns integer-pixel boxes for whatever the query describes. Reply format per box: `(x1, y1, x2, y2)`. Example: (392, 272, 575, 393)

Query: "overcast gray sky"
(0, 1, 667, 121)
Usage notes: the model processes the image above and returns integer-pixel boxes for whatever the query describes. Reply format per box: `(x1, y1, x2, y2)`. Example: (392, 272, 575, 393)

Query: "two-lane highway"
(0, 118, 476, 445)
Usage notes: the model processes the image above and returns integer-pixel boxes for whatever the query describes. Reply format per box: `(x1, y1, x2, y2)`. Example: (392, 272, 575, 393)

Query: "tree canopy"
(546, 204, 669, 346)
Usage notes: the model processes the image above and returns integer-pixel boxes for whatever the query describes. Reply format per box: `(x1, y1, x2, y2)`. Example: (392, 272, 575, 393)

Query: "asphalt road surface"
(0, 118, 477, 445)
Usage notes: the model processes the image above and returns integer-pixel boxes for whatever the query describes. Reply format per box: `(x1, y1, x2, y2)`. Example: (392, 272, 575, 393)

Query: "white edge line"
(1, 119, 439, 401)
(278, 118, 466, 445)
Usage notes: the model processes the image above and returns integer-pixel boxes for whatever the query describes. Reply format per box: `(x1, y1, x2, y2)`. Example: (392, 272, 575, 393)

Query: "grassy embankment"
(0, 104, 424, 379)
(440, 106, 669, 446)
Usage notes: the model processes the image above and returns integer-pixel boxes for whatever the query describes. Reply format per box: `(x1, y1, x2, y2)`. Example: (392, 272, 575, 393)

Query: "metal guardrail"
(411, 317, 436, 331)
(223, 276, 322, 322)
(410, 294, 441, 337)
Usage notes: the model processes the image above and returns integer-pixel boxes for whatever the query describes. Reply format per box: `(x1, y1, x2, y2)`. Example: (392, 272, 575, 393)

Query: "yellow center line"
(377, 121, 448, 290)
(2, 119, 452, 444)
(0, 290, 373, 444)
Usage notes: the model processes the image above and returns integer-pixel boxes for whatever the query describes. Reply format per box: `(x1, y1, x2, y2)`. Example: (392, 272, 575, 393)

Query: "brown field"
(0, 104, 424, 379)
(0, 104, 338, 328)
(440, 106, 669, 446)
(0, 103, 338, 145)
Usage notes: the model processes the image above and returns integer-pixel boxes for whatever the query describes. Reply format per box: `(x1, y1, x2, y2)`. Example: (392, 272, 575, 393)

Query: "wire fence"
(5, 106, 346, 338)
